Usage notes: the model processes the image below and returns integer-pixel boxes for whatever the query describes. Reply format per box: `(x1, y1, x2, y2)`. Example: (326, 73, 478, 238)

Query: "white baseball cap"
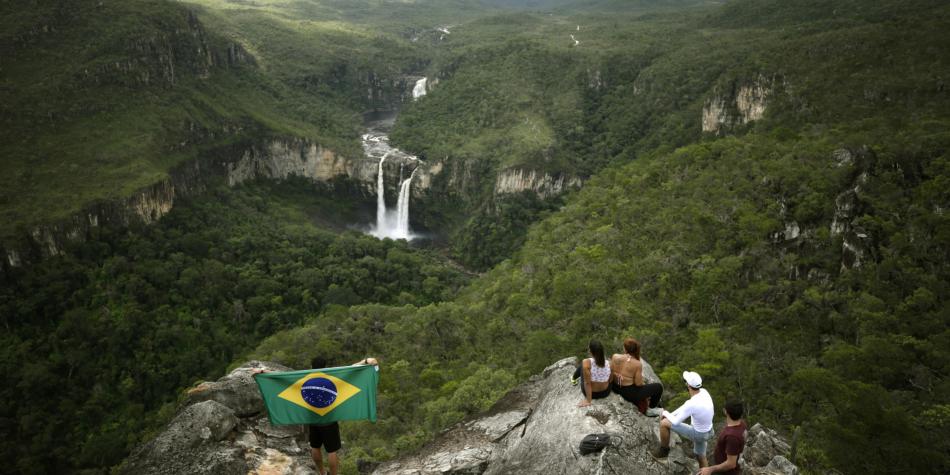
(683, 371, 702, 389)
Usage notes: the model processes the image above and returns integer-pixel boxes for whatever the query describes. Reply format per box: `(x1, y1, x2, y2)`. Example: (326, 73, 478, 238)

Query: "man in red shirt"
(698, 401, 746, 475)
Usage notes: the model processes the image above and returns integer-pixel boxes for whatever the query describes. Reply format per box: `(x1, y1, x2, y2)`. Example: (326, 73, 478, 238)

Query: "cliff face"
(124, 358, 799, 475)
(702, 75, 776, 135)
(0, 136, 426, 270)
(78, 10, 255, 89)
(0, 0, 429, 271)
(494, 168, 583, 198)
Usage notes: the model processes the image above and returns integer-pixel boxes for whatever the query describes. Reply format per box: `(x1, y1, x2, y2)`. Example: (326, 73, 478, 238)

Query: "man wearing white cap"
(652, 370, 715, 467)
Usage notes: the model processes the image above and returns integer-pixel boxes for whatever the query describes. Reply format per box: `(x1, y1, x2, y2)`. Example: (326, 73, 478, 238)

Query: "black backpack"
(579, 433, 614, 455)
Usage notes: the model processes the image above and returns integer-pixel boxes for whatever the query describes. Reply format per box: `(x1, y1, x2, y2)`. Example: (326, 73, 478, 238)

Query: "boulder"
(372, 358, 798, 475)
(373, 357, 696, 475)
(121, 361, 316, 475)
(185, 360, 281, 416)
(741, 423, 798, 475)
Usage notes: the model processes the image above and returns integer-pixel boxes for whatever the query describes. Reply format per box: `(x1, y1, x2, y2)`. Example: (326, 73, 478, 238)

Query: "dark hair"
(623, 337, 641, 360)
(589, 340, 606, 367)
(724, 401, 744, 420)
(311, 356, 328, 369)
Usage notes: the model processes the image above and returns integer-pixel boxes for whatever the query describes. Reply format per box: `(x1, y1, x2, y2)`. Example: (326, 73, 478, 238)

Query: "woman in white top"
(573, 340, 614, 407)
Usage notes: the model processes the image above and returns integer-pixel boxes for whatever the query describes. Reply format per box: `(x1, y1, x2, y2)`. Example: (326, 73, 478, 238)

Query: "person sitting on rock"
(652, 371, 714, 468)
(609, 337, 664, 413)
(572, 340, 614, 407)
(698, 400, 747, 475)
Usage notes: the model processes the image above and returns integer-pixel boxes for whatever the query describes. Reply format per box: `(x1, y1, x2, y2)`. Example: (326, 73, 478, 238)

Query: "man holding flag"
(253, 356, 380, 475)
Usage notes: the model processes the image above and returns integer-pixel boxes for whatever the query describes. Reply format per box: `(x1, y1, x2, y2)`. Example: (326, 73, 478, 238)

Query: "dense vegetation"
(0, 179, 468, 473)
(391, 0, 950, 267)
(249, 1, 950, 474)
(0, 0, 430, 242)
(3, 1, 949, 474)
(254, 127, 950, 475)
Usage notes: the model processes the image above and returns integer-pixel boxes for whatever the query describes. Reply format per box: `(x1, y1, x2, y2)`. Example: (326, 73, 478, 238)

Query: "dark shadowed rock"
(742, 423, 799, 475)
(121, 361, 317, 475)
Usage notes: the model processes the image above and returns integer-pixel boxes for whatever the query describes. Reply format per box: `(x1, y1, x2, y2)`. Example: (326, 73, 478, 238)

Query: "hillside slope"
(0, 0, 426, 258)
(245, 1, 950, 473)
(388, 0, 950, 268)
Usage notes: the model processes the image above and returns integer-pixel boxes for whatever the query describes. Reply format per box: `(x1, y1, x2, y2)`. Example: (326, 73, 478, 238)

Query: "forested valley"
(1, 1, 948, 474)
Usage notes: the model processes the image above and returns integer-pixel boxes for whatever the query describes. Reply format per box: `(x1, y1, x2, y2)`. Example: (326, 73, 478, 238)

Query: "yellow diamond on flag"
(277, 372, 362, 416)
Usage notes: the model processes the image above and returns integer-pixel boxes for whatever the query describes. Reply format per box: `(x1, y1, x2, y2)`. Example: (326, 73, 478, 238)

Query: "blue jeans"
(670, 422, 714, 456)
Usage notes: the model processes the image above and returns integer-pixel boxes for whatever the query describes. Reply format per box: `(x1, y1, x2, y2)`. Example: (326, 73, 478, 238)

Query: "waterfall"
(395, 169, 417, 237)
(363, 115, 419, 241)
(371, 152, 416, 240)
(412, 77, 427, 100)
(376, 153, 389, 231)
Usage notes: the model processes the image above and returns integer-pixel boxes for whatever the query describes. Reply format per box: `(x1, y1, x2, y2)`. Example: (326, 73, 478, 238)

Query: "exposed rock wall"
(0, 136, 428, 271)
(73, 9, 255, 89)
(226, 139, 376, 187)
(829, 147, 872, 270)
(703, 75, 776, 135)
(373, 358, 798, 475)
(494, 168, 583, 198)
(121, 361, 317, 475)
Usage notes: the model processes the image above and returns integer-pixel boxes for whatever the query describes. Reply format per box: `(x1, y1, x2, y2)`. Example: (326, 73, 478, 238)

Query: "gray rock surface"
(741, 424, 799, 475)
(125, 358, 798, 475)
(373, 357, 691, 475)
(372, 357, 798, 475)
(121, 361, 316, 475)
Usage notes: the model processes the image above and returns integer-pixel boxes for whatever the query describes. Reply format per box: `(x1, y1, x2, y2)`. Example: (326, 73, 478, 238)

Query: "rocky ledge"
(373, 358, 798, 475)
(123, 358, 798, 475)
(121, 361, 316, 475)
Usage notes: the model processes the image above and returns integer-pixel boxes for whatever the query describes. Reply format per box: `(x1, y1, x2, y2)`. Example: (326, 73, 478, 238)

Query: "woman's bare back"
(611, 353, 644, 387)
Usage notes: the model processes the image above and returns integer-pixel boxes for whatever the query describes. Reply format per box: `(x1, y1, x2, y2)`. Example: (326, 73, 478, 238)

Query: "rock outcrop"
(372, 358, 798, 475)
(126, 358, 798, 475)
(121, 361, 317, 475)
(494, 168, 583, 198)
(702, 75, 776, 135)
(829, 147, 872, 270)
(0, 134, 426, 270)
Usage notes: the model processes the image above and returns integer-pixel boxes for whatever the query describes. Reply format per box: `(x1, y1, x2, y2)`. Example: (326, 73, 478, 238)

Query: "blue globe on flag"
(301, 377, 338, 408)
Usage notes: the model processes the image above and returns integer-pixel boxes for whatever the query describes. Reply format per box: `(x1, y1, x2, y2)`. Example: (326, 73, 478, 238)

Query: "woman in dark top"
(610, 337, 664, 411)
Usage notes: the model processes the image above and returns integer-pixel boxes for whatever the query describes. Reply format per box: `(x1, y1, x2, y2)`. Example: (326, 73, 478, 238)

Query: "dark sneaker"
(651, 446, 670, 461)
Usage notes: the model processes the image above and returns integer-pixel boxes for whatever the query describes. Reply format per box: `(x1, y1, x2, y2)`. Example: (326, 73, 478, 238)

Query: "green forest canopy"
(1, 1, 948, 474)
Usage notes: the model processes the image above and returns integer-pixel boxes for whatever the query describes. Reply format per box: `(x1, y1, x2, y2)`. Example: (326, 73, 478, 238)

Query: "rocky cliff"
(0, 0, 430, 272)
(373, 358, 798, 475)
(494, 168, 583, 198)
(120, 361, 316, 475)
(125, 358, 798, 475)
(0, 133, 428, 271)
(702, 75, 777, 135)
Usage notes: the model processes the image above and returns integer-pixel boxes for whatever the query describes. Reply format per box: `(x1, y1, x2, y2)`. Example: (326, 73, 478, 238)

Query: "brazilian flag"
(254, 365, 379, 425)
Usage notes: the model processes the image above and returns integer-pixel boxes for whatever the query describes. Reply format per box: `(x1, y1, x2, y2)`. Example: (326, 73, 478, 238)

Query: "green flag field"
(254, 365, 379, 425)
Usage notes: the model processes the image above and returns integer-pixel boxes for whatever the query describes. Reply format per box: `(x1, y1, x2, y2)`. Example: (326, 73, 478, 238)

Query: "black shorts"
(309, 422, 341, 452)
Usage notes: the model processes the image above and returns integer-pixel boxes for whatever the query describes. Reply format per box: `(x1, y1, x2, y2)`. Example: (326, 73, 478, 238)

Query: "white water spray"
(395, 168, 418, 235)
(412, 77, 427, 99)
(365, 127, 419, 240)
(376, 153, 389, 229)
